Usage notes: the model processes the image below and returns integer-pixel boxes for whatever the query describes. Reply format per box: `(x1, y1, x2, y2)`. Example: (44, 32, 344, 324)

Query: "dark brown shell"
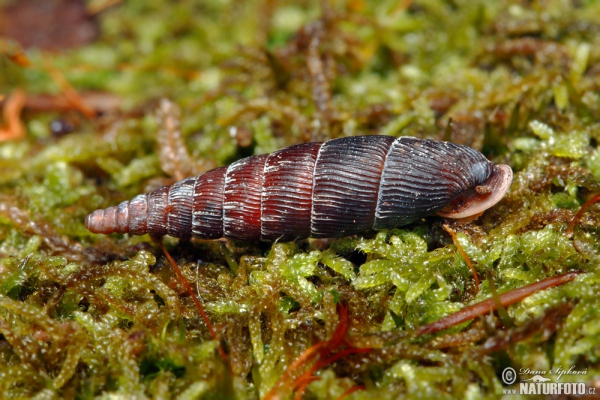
(86, 135, 512, 241)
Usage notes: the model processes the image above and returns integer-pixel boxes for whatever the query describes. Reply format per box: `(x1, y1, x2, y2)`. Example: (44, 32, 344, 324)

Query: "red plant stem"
(327, 303, 349, 350)
(263, 341, 329, 400)
(567, 193, 600, 238)
(290, 304, 372, 399)
(156, 239, 227, 362)
(292, 347, 373, 397)
(444, 224, 480, 294)
(317, 347, 373, 369)
(264, 303, 355, 400)
(415, 272, 579, 336)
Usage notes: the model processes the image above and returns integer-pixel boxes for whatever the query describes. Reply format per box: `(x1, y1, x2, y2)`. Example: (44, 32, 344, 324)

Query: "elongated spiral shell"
(86, 135, 512, 241)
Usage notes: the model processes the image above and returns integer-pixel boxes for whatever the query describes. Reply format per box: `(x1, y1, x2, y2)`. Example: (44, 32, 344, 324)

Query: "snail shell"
(86, 135, 512, 241)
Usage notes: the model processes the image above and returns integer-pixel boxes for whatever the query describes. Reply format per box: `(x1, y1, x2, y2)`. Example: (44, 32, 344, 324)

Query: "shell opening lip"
(436, 164, 513, 219)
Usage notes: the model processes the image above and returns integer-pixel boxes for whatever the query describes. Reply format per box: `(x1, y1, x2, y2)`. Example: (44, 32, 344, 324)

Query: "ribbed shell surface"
(88, 135, 497, 241)
(166, 178, 195, 237)
(128, 194, 148, 235)
(311, 135, 395, 237)
(147, 186, 169, 237)
(261, 142, 322, 241)
(192, 166, 227, 239)
(176, 135, 493, 240)
(374, 137, 493, 229)
(223, 154, 268, 241)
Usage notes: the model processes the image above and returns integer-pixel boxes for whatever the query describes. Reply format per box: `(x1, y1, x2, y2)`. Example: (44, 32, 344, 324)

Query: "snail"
(86, 135, 512, 241)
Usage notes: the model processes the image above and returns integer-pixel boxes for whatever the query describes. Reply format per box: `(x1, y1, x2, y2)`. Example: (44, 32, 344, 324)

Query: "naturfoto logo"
(501, 366, 595, 396)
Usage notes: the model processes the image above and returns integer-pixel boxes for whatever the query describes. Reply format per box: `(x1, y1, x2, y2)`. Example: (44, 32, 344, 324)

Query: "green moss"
(1, 0, 600, 398)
